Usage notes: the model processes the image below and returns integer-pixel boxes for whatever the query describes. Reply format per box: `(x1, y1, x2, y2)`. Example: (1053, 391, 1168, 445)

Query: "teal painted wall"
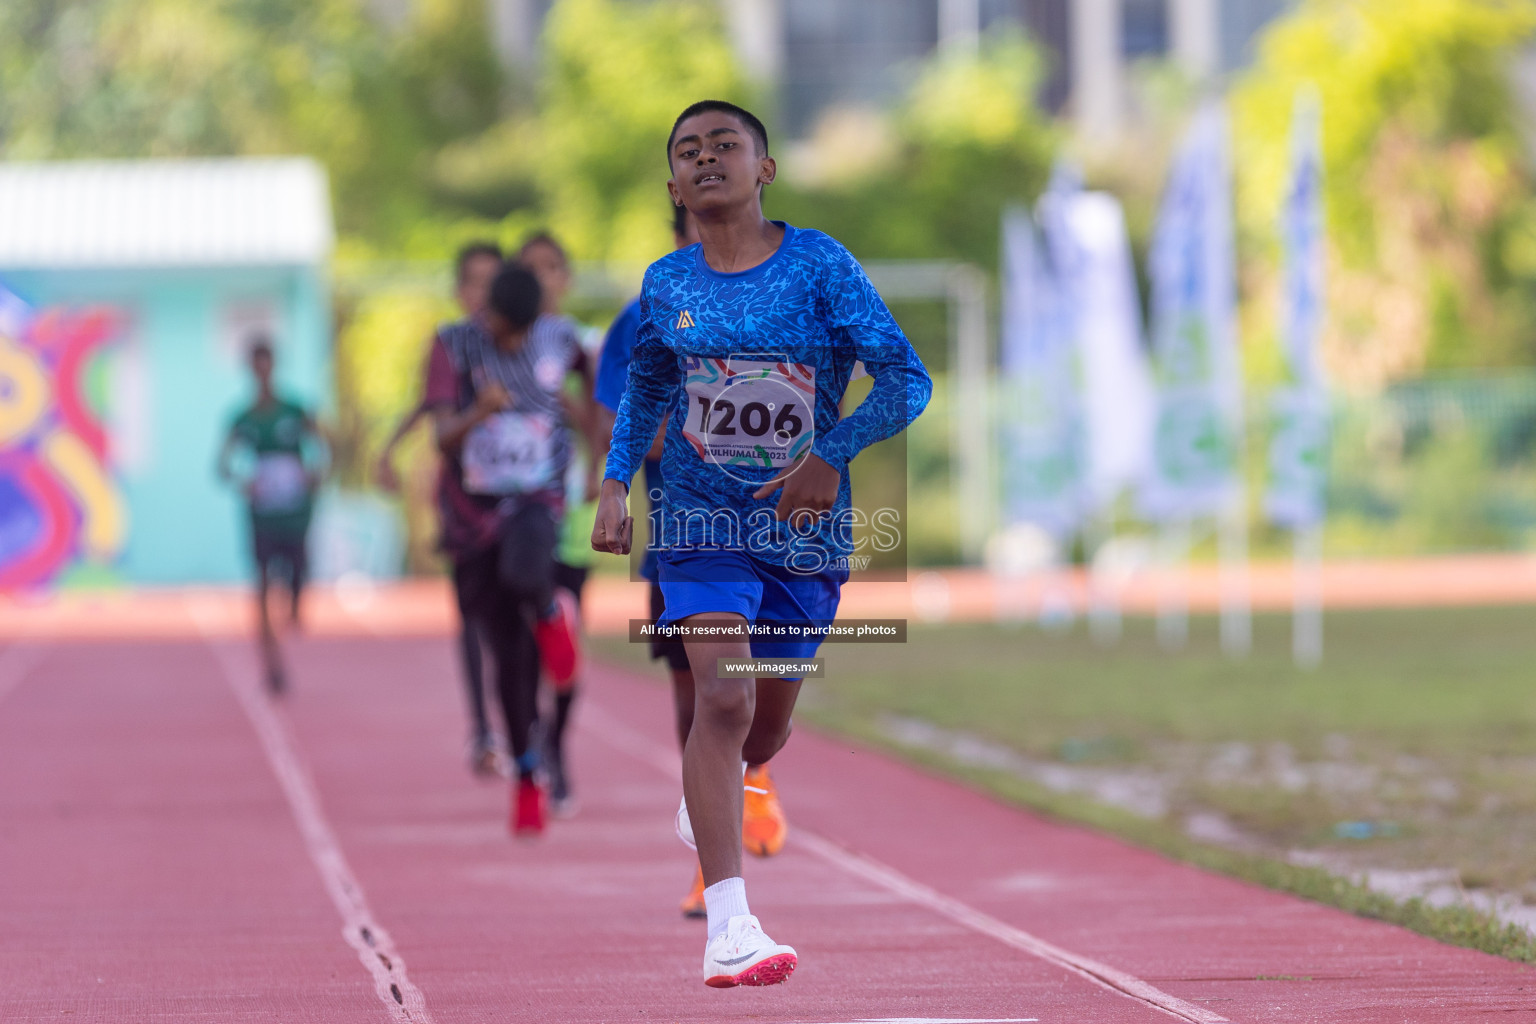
(1, 265, 331, 585)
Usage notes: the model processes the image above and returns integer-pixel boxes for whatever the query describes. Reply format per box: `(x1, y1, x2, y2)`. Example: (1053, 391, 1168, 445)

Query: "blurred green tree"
(536, 0, 751, 263)
(0, 0, 503, 238)
(1231, 0, 1536, 390)
(425, 0, 752, 263)
(769, 32, 1058, 274)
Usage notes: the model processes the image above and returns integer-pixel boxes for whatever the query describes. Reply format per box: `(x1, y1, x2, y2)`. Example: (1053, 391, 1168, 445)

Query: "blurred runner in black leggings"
(518, 232, 597, 817)
(376, 242, 504, 774)
(424, 264, 593, 837)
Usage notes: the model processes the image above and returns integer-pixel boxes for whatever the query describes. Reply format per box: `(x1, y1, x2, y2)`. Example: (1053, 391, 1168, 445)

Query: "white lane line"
(192, 621, 436, 1024)
(0, 642, 48, 708)
(581, 703, 1231, 1024)
(793, 833, 1229, 1024)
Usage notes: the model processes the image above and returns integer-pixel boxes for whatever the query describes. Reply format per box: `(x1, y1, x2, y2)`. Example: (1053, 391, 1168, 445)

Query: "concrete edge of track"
(580, 702, 1233, 1024)
(10, 552, 1536, 642)
(188, 603, 438, 1024)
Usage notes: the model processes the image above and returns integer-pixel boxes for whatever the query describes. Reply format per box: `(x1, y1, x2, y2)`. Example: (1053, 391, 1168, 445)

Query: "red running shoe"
(512, 777, 546, 837)
(535, 588, 581, 689)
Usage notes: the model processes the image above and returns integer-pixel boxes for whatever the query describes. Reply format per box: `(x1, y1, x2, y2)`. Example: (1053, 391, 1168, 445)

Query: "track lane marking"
(192, 619, 436, 1024)
(581, 702, 1231, 1024)
(793, 833, 1229, 1024)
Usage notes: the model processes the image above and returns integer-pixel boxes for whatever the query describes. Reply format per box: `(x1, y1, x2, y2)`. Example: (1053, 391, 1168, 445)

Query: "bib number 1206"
(693, 395, 803, 439)
(681, 357, 816, 470)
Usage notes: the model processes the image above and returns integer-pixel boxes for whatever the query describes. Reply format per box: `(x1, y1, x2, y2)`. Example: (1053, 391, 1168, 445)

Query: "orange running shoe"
(680, 864, 706, 919)
(742, 764, 787, 857)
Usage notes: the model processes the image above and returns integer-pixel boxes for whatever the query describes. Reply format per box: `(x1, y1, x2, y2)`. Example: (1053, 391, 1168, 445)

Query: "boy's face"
(483, 309, 530, 349)
(456, 253, 502, 317)
(519, 241, 570, 313)
(483, 308, 511, 345)
(250, 350, 273, 387)
(667, 112, 774, 216)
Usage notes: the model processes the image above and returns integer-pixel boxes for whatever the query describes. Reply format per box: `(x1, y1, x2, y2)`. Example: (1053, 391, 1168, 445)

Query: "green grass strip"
(806, 711, 1536, 965)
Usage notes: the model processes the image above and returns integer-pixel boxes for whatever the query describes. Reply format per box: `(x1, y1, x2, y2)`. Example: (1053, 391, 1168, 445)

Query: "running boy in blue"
(600, 205, 789, 918)
(592, 100, 931, 988)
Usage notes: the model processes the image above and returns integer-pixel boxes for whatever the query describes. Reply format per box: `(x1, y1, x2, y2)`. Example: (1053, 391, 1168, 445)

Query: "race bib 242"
(462, 412, 554, 495)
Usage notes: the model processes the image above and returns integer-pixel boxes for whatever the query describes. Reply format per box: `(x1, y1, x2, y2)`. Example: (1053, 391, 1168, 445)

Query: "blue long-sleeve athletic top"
(603, 223, 932, 573)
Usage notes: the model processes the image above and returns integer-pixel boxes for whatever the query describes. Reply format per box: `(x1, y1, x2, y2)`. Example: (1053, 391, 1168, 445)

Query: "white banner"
(998, 166, 1155, 538)
(1266, 92, 1330, 529)
(1139, 102, 1244, 522)
(998, 195, 1083, 539)
(1056, 192, 1154, 511)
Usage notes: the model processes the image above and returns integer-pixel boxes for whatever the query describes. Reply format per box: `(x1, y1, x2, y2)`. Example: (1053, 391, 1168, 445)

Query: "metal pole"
(1293, 522, 1324, 667)
(1156, 518, 1190, 651)
(948, 264, 990, 564)
(1218, 489, 1253, 657)
(1087, 511, 1122, 646)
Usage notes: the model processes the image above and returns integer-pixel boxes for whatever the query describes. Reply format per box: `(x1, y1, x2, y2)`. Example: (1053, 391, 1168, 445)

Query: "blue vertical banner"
(1139, 102, 1244, 522)
(1265, 92, 1330, 529)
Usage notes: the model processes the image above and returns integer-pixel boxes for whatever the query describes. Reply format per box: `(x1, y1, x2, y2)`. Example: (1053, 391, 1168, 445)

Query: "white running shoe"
(702, 915, 797, 988)
(676, 795, 696, 849)
(676, 764, 768, 851)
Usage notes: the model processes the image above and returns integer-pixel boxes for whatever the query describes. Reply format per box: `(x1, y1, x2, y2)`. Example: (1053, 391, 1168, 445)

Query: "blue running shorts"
(657, 548, 845, 678)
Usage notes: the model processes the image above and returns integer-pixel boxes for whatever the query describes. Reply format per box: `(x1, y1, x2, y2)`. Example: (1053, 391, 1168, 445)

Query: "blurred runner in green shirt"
(218, 337, 327, 695)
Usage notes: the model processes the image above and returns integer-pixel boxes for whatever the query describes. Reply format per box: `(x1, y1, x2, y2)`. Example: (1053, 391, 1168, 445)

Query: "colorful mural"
(0, 287, 126, 590)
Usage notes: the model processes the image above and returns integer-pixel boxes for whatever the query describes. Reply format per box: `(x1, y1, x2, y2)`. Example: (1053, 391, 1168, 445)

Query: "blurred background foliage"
(7, 0, 1536, 567)
(1229, 0, 1536, 392)
(0, 0, 1060, 263)
(768, 32, 1057, 272)
(0, 0, 506, 239)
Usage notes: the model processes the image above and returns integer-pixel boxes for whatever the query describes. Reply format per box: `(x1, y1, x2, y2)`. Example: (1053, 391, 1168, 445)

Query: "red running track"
(1, 634, 1533, 1023)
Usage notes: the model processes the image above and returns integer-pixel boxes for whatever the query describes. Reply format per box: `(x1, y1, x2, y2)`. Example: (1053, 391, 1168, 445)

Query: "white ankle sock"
(703, 876, 750, 941)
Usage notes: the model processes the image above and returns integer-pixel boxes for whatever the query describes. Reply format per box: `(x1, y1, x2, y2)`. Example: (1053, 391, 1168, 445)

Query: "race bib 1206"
(462, 412, 554, 495)
(681, 357, 815, 471)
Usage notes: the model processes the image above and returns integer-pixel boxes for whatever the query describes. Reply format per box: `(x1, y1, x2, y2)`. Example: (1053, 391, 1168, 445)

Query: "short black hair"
(455, 241, 502, 285)
(518, 231, 568, 267)
(672, 202, 691, 239)
(488, 264, 542, 329)
(666, 100, 769, 167)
